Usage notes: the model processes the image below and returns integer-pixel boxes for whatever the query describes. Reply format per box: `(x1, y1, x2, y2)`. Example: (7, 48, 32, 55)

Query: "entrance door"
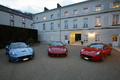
(75, 34, 81, 41)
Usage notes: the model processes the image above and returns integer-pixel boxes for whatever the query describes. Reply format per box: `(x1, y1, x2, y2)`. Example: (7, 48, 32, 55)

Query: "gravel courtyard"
(0, 43, 120, 80)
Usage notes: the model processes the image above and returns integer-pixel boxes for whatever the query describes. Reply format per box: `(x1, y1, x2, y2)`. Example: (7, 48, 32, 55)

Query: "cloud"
(0, 0, 86, 13)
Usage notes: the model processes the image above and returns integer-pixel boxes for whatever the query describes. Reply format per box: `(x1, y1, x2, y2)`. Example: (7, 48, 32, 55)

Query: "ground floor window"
(112, 35, 118, 42)
(65, 35, 68, 40)
(84, 35, 88, 42)
(95, 34, 100, 42)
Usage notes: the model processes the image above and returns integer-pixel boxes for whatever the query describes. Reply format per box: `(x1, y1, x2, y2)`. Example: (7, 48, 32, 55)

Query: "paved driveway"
(0, 44, 120, 80)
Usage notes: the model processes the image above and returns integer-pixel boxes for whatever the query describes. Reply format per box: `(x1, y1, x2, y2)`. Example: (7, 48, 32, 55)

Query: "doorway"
(70, 32, 81, 44)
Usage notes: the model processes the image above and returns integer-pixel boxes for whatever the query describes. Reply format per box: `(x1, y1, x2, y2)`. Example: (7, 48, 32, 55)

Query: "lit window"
(112, 35, 118, 42)
(64, 20, 68, 29)
(73, 10, 78, 14)
(83, 8, 88, 13)
(84, 35, 88, 42)
(83, 18, 88, 28)
(112, 14, 119, 25)
(112, 2, 120, 8)
(96, 5, 101, 11)
(43, 16, 46, 20)
(73, 19, 77, 28)
(95, 35, 100, 42)
(22, 18, 25, 22)
(64, 11, 68, 16)
(95, 17, 101, 27)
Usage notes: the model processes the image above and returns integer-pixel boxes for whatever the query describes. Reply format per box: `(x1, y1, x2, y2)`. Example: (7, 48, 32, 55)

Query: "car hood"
(49, 46, 66, 53)
(82, 47, 101, 55)
(10, 47, 33, 57)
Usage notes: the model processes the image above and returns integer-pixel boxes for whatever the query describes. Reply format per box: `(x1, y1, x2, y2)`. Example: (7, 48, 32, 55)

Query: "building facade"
(33, 0, 120, 46)
(0, 5, 32, 29)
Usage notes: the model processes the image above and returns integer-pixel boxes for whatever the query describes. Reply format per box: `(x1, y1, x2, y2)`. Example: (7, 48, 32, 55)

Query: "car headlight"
(94, 51, 100, 55)
(11, 52, 17, 56)
(48, 48, 52, 52)
(81, 49, 84, 52)
(29, 48, 33, 53)
(63, 49, 67, 52)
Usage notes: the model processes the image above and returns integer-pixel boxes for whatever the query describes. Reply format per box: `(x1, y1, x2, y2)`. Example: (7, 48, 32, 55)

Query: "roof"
(34, 0, 98, 15)
(0, 5, 32, 19)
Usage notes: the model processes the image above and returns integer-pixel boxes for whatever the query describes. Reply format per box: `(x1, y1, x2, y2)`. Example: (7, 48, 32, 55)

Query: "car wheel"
(101, 54, 105, 61)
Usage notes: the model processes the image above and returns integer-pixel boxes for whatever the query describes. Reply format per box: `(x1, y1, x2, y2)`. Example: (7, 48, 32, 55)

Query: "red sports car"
(80, 43, 112, 61)
(48, 41, 68, 57)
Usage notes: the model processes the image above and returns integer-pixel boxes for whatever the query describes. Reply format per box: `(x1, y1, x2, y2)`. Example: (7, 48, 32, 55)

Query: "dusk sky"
(0, 0, 87, 13)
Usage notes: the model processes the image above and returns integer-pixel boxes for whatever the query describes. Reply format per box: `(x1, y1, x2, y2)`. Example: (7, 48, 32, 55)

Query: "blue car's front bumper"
(9, 54, 34, 62)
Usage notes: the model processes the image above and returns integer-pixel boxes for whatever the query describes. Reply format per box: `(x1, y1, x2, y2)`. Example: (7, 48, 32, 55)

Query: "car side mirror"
(5, 45, 9, 49)
(64, 44, 66, 46)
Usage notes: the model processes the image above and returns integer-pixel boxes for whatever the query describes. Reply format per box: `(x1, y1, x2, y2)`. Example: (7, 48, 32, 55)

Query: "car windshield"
(51, 42, 64, 46)
(88, 44, 104, 49)
(9, 43, 28, 49)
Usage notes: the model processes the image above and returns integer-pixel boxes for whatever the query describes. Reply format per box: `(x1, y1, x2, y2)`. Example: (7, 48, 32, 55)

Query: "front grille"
(18, 55, 32, 59)
(82, 54, 93, 58)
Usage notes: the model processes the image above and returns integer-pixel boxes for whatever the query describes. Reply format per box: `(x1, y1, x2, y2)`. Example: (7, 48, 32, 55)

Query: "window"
(112, 2, 120, 8)
(22, 23, 25, 28)
(65, 35, 68, 40)
(95, 35, 100, 42)
(83, 18, 88, 28)
(96, 5, 101, 11)
(64, 11, 68, 16)
(95, 17, 101, 27)
(73, 10, 78, 14)
(73, 19, 77, 28)
(112, 35, 118, 42)
(51, 14, 54, 19)
(10, 20, 14, 26)
(84, 35, 88, 42)
(43, 23, 45, 30)
(10, 14, 14, 19)
(22, 18, 25, 22)
(83, 8, 88, 13)
(43, 16, 46, 20)
(64, 20, 68, 29)
(112, 14, 119, 25)
(51, 22, 54, 30)
(36, 18, 39, 21)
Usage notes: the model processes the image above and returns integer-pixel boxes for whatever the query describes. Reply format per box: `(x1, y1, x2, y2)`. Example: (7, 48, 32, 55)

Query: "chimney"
(44, 7, 49, 11)
(57, 3, 61, 8)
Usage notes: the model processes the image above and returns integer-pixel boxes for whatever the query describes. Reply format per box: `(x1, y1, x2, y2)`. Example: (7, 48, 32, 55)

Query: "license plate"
(23, 58, 28, 61)
(84, 57, 89, 60)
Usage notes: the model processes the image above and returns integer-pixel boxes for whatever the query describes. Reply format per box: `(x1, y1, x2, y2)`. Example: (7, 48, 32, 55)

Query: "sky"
(0, 0, 87, 14)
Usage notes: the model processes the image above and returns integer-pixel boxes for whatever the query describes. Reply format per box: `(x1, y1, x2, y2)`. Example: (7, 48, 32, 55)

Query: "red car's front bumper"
(48, 52, 67, 57)
(80, 53, 102, 61)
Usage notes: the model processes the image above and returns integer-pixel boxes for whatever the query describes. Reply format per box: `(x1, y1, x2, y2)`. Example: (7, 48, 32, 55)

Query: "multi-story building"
(33, 0, 120, 46)
(0, 5, 32, 29)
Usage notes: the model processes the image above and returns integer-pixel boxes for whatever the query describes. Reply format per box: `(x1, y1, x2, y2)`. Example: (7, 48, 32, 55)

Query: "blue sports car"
(5, 42, 34, 62)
